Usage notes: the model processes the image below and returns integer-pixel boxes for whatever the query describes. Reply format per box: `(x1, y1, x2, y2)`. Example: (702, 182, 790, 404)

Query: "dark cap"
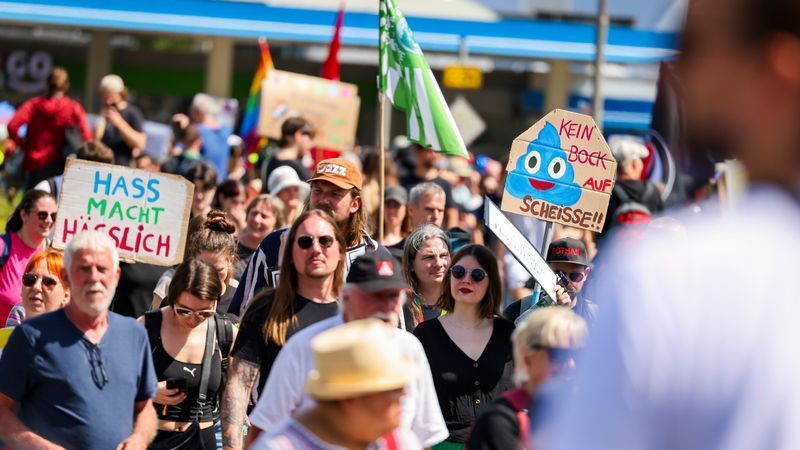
(547, 238, 589, 266)
(384, 185, 408, 205)
(346, 254, 408, 293)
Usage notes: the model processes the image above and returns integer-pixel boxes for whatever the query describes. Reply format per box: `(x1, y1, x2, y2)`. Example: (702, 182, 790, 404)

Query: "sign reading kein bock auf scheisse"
(53, 159, 194, 266)
(501, 109, 617, 232)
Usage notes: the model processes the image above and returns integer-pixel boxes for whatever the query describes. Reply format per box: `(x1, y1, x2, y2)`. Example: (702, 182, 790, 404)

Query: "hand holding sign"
(501, 109, 617, 232)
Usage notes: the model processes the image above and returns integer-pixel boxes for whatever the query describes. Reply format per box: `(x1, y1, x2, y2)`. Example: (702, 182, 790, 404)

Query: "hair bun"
(204, 210, 236, 235)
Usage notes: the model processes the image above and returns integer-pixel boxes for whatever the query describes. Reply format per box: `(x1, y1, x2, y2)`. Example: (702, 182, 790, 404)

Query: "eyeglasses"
(36, 211, 57, 221)
(557, 270, 587, 283)
(296, 235, 335, 250)
(450, 265, 487, 283)
(173, 305, 217, 320)
(83, 341, 109, 389)
(22, 272, 59, 289)
(530, 344, 576, 366)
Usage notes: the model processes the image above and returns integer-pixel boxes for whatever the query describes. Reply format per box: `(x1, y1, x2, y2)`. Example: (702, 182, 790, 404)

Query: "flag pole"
(378, 91, 386, 244)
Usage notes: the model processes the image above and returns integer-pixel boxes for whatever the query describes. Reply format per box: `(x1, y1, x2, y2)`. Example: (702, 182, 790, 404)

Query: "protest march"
(1, 0, 799, 449)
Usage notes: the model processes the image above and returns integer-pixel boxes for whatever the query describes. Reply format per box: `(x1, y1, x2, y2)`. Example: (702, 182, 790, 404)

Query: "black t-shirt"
(101, 104, 145, 167)
(230, 293, 338, 394)
(263, 158, 311, 190)
(234, 242, 257, 282)
(413, 317, 515, 443)
(110, 262, 166, 318)
(399, 173, 455, 209)
(466, 397, 522, 450)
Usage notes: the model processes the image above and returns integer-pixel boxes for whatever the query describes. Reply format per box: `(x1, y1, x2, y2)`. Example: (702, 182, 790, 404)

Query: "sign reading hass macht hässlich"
(53, 159, 194, 266)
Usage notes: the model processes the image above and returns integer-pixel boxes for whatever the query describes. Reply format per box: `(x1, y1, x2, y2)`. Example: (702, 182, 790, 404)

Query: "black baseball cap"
(547, 238, 589, 266)
(346, 254, 408, 293)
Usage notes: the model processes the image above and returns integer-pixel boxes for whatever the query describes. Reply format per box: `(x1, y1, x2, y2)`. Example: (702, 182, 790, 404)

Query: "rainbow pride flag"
(240, 38, 274, 167)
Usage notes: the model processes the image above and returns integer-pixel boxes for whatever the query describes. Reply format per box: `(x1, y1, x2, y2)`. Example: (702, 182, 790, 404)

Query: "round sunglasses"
(296, 235, 335, 250)
(450, 265, 487, 283)
(22, 272, 59, 289)
(557, 270, 587, 283)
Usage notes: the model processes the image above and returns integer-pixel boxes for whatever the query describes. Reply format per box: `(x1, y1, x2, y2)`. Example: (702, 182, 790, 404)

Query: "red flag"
(321, 3, 345, 81)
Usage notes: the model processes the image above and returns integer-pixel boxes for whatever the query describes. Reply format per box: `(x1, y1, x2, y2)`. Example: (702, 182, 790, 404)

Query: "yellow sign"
(443, 66, 483, 90)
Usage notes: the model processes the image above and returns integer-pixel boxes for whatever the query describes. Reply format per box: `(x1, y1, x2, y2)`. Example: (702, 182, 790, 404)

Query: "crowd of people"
(1, 0, 795, 447)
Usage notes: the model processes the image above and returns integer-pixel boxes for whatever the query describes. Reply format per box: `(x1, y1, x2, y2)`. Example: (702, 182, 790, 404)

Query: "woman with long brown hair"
(139, 258, 237, 449)
(413, 244, 515, 450)
(222, 209, 345, 445)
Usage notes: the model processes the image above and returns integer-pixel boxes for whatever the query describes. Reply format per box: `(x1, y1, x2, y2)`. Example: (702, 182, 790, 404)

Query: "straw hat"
(306, 319, 417, 400)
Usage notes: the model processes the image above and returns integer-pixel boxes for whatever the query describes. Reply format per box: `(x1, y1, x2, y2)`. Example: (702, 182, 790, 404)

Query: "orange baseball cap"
(307, 158, 363, 190)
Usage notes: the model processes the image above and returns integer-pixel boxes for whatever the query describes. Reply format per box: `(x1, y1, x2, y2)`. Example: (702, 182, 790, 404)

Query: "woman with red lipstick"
(413, 244, 515, 450)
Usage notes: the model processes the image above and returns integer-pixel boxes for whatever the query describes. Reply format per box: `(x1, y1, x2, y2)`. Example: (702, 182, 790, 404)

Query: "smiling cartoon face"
(505, 122, 582, 206)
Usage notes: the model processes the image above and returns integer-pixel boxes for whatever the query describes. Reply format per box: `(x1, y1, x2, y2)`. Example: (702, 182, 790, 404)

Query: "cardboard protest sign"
(501, 109, 617, 232)
(484, 198, 557, 301)
(258, 70, 361, 151)
(53, 159, 194, 266)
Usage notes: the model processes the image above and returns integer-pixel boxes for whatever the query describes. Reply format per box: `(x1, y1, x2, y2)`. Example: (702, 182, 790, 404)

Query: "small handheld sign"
(484, 198, 558, 301)
(501, 109, 616, 232)
(52, 159, 194, 266)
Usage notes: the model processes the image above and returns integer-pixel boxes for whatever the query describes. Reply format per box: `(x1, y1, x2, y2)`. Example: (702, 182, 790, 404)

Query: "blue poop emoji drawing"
(505, 122, 582, 206)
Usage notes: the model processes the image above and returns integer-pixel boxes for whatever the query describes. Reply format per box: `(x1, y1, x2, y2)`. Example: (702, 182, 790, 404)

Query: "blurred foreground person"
(467, 308, 586, 450)
(548, 1, 800, 449)
(249, 319, 421, 449)
(237, 254, 447, 449)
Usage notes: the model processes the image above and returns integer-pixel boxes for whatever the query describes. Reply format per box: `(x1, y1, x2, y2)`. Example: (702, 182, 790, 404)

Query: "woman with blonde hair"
(467, 307, 587, 449)
(5, 249, 69, 327)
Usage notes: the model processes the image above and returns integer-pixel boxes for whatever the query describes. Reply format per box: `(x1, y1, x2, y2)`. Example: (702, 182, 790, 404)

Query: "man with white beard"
(0, 231, 158, 450)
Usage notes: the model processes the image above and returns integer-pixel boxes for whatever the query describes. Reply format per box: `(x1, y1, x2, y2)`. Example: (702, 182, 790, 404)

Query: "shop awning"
(0, 0, 678, 64)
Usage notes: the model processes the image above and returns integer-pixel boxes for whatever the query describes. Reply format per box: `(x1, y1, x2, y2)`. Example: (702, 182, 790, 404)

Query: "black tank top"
(144, 311, 223, 422)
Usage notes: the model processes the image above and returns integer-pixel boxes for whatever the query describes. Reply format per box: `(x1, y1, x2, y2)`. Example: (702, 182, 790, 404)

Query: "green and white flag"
(379, 0, 468, 157)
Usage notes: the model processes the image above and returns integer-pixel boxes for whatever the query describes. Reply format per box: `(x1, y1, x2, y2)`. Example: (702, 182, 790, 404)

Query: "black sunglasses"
(296, 235, 335, 250)
(450, 265, 487, 283)
(559, 270, 587, 283)
(531, 344, 576, 365)
(22, 272, 58, 288)
(83, 341, 109, 390)
(36, 211, 57, 221)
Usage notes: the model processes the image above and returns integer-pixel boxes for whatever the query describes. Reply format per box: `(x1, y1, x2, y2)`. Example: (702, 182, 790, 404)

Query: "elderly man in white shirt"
(546, 0, 800, 449)
(245, 254, 448, 448)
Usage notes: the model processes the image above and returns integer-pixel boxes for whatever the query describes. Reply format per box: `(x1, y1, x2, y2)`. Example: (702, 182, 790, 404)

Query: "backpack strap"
(214, 314, 234, 364)
(0, 234, 11, 269)
(143, 311, 162, 355)
(502, 388, 532, 448)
